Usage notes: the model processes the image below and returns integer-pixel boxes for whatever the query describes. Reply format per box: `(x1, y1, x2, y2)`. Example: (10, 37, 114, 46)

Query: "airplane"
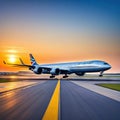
(3, 54, 111, 78)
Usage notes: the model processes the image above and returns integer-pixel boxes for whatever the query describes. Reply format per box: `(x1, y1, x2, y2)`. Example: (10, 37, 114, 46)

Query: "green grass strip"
(97, 83, 120, 91)
(0, 79, 12, 83)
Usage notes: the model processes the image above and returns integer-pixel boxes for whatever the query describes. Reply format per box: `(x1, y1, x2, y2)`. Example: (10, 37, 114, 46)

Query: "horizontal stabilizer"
(3, 61, 6, 64)
(19, 58, 25, 65)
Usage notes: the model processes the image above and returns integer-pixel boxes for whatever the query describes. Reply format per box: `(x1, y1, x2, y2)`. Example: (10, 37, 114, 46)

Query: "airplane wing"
(3, 58, 33, 68)
(3, 59, 52, 70)
(59, 69, 70, 74)
(3, 57, 70, 74)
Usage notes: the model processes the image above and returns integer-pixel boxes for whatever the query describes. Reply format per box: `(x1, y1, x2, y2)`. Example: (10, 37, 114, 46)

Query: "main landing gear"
(99, 71, 103, 77)
(50, 75, 55, 78)
(63, 74, 68, 78)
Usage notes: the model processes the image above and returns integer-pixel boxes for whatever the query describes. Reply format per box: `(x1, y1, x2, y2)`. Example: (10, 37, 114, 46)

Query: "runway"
(0, 79, 120, 120)
(0, 80, 57, 120)
(60, 80, 120, 120)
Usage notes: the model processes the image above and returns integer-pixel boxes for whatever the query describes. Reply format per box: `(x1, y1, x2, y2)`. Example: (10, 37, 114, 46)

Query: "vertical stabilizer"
(29, 54, 38, 65)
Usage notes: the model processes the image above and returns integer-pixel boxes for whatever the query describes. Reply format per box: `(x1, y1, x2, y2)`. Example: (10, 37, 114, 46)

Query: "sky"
(0, 0, 120, 72)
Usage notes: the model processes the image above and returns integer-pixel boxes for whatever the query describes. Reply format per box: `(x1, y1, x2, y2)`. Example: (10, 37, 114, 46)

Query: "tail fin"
(29, 54, 38, 65)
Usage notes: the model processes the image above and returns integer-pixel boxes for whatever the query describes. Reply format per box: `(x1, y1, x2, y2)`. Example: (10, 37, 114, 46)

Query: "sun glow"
(8, 49, 18, 53)
(8, 55, 17, 63)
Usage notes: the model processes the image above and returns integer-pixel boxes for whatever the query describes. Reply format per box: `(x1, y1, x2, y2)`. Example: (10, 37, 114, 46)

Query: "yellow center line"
(42, 80, 60, 120)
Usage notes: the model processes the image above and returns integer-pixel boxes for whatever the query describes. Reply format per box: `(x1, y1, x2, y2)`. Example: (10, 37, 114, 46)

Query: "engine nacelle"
(33, 67, 42, 74)
(50, 68, 60, 75)
(75, 72, 85, 76)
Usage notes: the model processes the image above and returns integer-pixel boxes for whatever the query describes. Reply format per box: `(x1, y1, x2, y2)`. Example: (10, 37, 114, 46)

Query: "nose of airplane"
(107, 64, 111, 70)
(103, 62, 111, 70)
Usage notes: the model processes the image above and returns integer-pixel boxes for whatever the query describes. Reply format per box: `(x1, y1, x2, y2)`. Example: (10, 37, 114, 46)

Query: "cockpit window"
(104, 62, 108, 65)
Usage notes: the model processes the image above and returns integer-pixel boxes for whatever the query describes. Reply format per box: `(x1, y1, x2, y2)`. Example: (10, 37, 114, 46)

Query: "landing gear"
(50, 75, 55, 78)
(63, 75, 68, 78)
(99, 71, 103, 77)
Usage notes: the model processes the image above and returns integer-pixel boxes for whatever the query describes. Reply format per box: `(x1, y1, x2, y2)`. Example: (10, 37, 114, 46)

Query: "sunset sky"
(0, 0, 120, 72)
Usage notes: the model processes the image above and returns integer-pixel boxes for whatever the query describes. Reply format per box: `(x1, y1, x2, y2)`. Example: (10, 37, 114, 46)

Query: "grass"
(97, 83, 120, 91)
(0, 79, 13, 83)
(0, 78, 19, 83)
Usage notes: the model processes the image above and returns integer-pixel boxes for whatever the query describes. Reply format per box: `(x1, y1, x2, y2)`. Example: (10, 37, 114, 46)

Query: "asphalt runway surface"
(0, 80, 57, 120)
(0, 79, 120, 120)
(60, 80, 120, 120)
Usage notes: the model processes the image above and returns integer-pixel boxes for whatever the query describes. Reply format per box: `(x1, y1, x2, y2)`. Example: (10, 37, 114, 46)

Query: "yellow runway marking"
(42, 80, 60, 120)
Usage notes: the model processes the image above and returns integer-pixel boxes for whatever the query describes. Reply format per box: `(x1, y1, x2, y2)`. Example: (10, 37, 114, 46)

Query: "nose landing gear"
(99, 71, 103, 77)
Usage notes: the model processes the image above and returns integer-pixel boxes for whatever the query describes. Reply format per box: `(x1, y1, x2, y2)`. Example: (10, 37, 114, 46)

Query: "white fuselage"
(35, 60, 111, 75)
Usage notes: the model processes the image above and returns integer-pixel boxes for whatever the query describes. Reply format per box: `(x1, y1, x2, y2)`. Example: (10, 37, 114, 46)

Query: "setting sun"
(8, 55, 17, 63)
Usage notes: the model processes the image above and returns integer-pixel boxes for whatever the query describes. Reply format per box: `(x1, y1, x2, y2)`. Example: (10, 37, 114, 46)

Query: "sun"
(8, 54, 17, 63)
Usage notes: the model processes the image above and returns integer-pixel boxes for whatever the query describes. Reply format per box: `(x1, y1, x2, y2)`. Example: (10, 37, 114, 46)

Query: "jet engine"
(32, 66, 42, 74)
(50, 68, 60, 75)
(75, 72, 85, 76)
